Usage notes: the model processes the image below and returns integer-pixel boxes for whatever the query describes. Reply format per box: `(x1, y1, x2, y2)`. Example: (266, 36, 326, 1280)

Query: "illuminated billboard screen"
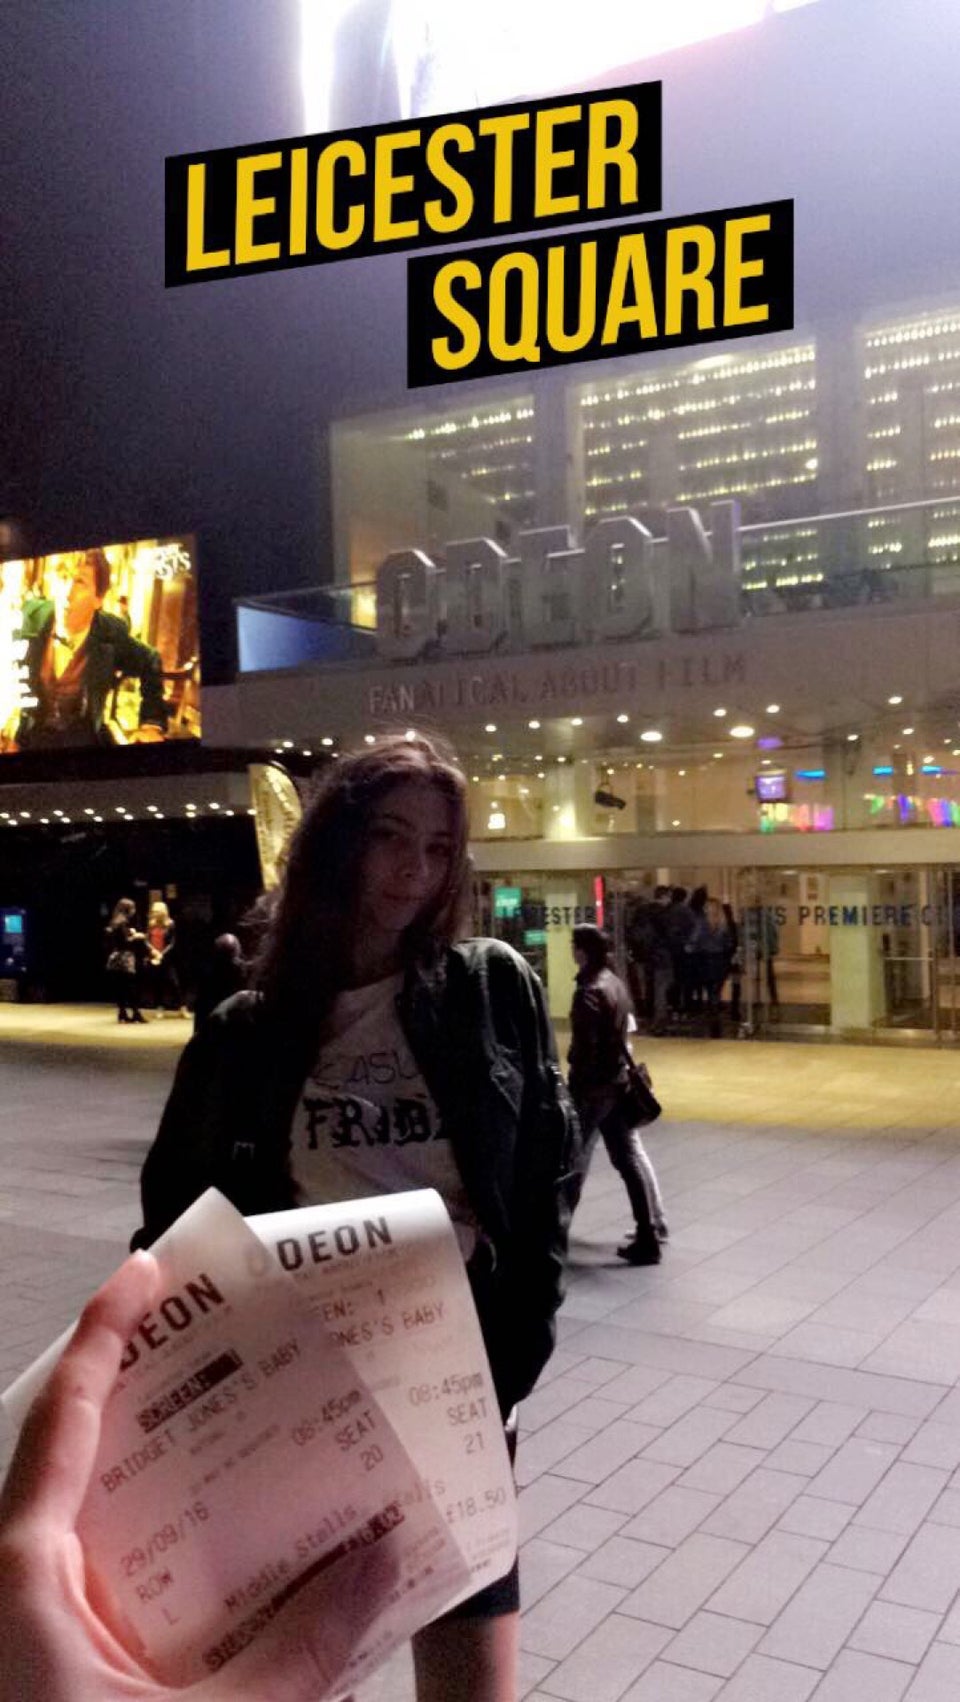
(302, 1, 821, 131)
(0, 536, 201, 753)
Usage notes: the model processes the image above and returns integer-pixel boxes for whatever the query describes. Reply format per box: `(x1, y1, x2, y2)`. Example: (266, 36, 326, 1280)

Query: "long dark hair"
(252, 732, 470, 1023)
(109, 897, 136, 929)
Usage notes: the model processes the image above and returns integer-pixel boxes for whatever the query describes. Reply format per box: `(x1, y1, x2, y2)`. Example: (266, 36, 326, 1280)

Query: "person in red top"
(146, 900, 187, 1017)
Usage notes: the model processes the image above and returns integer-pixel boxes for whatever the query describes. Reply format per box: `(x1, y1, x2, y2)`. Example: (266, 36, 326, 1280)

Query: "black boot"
(617, 1231, 662, 1265)
(131, 1010, 147, 1024)
(117, 1010, 130, 1023)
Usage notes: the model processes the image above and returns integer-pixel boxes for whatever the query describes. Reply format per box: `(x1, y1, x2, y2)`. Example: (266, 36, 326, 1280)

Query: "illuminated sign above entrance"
(493, 884, 522, 918)
(374, 500, 742, 661)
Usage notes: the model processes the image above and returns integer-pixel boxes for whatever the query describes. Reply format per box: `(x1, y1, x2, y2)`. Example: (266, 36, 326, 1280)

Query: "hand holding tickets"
(1, 1187, 517, 1695)
(0, 1248, 395, 1702)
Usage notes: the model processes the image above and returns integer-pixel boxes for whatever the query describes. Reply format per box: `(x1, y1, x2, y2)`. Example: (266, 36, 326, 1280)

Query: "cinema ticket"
(248, 1190, 518, 1611)
(2, 1186, 517, 1693)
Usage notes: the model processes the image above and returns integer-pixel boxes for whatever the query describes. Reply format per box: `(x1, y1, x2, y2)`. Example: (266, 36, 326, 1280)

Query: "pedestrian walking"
(567, 924, 667, 1266)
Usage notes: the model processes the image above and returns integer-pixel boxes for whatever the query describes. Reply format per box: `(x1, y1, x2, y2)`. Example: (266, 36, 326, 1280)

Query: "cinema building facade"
(196, 298, 960, 1044)
(7, 298, 960, 1035)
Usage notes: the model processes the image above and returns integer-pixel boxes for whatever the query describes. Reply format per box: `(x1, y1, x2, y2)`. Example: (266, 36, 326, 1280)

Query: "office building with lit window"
(215, 297, 960, 1044)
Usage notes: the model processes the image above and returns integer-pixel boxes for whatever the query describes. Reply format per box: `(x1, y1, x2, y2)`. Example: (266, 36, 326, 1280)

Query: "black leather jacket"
(134, 938, 583, 1416)
(567, 964, 632, 1129)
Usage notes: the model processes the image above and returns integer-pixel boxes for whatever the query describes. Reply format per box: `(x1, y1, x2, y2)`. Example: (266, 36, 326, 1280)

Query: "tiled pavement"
(6, 1012, 960, 1698)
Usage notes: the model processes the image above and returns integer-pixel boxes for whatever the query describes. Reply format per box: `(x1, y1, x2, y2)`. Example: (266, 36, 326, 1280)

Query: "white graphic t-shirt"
(289, 972, 478, 1260)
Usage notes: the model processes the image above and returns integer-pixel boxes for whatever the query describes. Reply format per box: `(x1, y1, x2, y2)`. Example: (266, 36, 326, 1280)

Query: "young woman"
(145, 900, 188, 1017)
(567, 923, 666, 1266)
(104, 898, 146, 1024)
(134, 732, 581, 1702)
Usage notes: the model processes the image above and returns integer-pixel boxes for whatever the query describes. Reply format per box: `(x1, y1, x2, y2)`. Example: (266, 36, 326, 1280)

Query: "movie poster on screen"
(0, 536, 201, 754)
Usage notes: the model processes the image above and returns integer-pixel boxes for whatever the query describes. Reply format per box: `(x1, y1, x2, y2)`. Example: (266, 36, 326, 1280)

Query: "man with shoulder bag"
(567, 924, 667, 1266)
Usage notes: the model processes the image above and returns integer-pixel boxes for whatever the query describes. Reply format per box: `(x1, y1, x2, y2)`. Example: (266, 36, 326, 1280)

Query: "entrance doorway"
(933, 869, 960, 1038)
(479, 864, 960, 1045)
(733, 869, 830, 1034)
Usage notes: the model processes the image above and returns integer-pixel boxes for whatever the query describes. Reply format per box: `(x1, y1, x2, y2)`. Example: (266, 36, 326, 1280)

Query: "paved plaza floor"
(4, 1008, 960, 1699)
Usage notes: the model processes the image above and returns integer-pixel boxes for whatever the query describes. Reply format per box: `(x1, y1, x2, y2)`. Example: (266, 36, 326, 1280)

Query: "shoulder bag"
(618, 1042, 662, 1127)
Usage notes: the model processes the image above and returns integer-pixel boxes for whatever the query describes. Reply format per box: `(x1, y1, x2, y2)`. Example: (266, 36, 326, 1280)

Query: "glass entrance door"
(733, 868, 831, 1034)
(930, 869, 960, 1041)
(877, 868, 938, 1035)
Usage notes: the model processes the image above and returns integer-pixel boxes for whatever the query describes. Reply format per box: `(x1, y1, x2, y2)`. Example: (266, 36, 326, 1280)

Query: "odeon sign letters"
(373, 502, 742, 661)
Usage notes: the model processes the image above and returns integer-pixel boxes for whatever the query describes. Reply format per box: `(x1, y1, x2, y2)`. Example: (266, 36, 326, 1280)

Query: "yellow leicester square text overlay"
(406, 201, 794, 387)
(165, 84, 661, 287)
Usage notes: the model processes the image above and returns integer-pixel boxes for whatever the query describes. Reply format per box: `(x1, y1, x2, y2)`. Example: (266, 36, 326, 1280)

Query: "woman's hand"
(0, 1252, 392, 1701)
